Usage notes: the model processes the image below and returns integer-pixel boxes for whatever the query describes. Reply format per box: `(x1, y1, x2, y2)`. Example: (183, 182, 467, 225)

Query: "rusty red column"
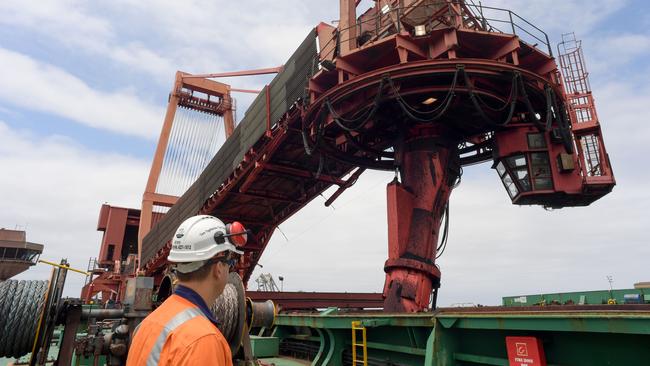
(383, 130, 458, 312)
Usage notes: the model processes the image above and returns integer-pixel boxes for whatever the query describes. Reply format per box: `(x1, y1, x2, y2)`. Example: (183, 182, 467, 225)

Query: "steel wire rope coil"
(0, 280, 12, 329)
(16, 281, 47, 357)
(211, 272, 246, 354)
(2, 280, 26, 356)
(0, 280, 26, 354)
(8, 280, 35, 358)
(0, 280, 49, 358)
(19, 280, 48, 357)
(0, 280, 13, 347)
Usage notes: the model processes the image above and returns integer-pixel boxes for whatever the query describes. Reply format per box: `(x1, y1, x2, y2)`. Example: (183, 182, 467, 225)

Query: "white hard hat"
(168, 215, 244, 273)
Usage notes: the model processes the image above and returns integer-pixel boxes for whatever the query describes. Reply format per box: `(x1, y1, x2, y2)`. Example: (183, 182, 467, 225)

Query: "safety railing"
(318, 0, 552, 63)
(465, 1, 552, 56)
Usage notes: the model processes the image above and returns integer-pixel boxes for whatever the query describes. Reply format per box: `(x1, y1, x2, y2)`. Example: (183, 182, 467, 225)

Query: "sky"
(1, 0, 648, 306)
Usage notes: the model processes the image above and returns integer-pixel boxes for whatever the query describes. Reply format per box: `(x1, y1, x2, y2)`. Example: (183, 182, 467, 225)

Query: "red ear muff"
(226, 221, 248, 246)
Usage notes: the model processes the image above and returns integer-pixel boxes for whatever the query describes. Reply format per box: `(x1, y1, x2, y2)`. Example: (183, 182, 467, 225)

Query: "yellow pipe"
(38, 259, 90, 276)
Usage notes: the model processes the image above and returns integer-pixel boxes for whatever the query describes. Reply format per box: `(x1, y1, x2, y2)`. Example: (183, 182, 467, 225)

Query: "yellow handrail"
(38, 259, 90, 276)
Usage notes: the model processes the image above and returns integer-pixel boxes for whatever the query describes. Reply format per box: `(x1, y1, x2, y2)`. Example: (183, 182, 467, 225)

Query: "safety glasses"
(217, 257, 238, 269)
(208, 255, 237, 270)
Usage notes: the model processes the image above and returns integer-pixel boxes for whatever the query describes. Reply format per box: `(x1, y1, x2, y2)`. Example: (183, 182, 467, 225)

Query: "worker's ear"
(211, 261, 225, 280)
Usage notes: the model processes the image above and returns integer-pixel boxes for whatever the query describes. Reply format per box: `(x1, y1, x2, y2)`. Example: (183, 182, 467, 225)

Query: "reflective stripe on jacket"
(126, 294, 232, 366)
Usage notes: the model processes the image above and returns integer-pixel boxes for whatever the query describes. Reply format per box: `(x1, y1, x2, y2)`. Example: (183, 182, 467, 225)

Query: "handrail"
(317, 0, 552, 62)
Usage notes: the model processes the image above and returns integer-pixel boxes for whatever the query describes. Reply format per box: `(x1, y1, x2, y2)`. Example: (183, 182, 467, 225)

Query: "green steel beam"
(436, 313, 650, 335)
(275, 313, 435, 329)
(271, 310, 650, 365)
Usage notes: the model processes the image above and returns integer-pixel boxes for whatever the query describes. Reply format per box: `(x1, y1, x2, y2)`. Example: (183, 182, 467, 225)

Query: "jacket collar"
(174, 284, 220, 326)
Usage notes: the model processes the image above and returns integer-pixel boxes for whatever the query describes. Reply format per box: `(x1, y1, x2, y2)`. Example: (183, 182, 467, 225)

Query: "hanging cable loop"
(473, 70, 518, 113)
(326, 77, 386, 132)
(387, 67, 460, 123)
(435, 203, 450, 259)
(544, 85, 554, 131)
(301, 103, 328, 156)
(517, 75, 549, 132)
(463, 67, 520, 127)
(315, 154, 325, 179)
(551, 92, 575, 154)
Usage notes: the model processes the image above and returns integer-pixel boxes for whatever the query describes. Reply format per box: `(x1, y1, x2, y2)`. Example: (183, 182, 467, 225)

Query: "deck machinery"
(1, 1, 633, 365)
(113, 0, 615, 313)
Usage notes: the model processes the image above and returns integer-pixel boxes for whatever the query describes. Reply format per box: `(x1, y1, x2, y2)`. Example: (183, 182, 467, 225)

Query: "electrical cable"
(549, 88, 575, 154)
(463, 67, 519, 127)
(343, 130, 395, 159)
(453, 166, 464, 188)
(326, 77, 386, 132)
(315, 154, 324, 179)
(301, 104, 328, 156)
(544, 85, 554, 130)
(387, 68, 459, 123)
(517, 75, 549, 132)
(474, 69, 518, 112)
(435, 203, 450, 259)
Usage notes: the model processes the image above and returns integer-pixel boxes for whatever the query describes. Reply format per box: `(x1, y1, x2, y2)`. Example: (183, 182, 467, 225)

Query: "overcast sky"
(1, 0, 648, 306)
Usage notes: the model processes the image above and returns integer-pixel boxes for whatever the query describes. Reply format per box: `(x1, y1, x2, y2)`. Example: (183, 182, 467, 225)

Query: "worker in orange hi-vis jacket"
(127, 215, 248, 366)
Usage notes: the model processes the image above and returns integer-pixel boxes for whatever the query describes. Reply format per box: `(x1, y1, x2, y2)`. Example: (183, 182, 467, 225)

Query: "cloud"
(0, 0, 325, 84)
(490, 0, 627, 36)
(0, 122, 149, 295)
(0, 0, 176, 82)
(593, 80, 650, 155)
(0, 0, 112, 47)
(111, 0, 322, 66)
(0, 47, 164, 139)
(587, 33, 650, 74)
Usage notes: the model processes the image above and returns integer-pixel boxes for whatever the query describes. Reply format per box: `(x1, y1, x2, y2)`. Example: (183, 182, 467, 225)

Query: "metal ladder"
(83, 257, 95, 288)
(351, 321, 368, 366)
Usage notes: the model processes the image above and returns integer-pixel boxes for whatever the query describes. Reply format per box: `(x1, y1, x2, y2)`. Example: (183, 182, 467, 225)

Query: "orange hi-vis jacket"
(126, 290, 232, 366)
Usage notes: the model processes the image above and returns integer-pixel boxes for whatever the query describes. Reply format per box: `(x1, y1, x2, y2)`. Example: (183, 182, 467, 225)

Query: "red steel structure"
(85, 0, 614, 313)
(138, 72, 236, 264)
(81, 205, 140, 302)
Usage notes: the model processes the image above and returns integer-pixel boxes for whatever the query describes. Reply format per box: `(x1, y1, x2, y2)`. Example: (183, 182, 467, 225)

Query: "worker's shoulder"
(136, 294, 204, 333)
(175, 314, 220, 337)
